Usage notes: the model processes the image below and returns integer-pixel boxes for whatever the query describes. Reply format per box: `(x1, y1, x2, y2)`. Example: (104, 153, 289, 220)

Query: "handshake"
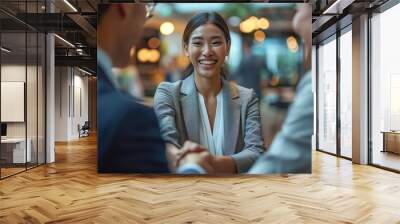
(166, 141, 215, 174)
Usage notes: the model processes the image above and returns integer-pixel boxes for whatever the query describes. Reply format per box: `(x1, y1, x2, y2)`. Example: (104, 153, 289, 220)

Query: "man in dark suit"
(97, 3, 211, 173)
(249, 4, 313, 174)
(97, 3, 169, 173)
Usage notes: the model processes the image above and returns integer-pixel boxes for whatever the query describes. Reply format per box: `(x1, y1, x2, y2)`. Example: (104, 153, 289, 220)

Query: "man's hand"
(166, 141, 208, 172)
(176, 141, 207, 165)
(177, 142, 236, 174)
(166, 141, 215, 174)
(179, 150, 215, 174)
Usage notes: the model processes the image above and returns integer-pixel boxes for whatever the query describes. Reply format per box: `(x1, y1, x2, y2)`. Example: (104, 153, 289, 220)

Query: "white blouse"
(197, 91, 224, 156)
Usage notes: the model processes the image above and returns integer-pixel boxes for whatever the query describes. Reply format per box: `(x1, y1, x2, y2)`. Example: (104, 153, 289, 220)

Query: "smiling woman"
(182, 12, 231, 80)
(153, 12, 265, 174)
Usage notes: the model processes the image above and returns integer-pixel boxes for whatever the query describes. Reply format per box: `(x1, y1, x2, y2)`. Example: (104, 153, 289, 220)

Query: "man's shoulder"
(119, 94, 155, 115)
(101, 89, 154, 117)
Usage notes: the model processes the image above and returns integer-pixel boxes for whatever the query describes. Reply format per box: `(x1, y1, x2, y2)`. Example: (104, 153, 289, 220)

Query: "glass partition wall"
(316, 26, 353, 159)
(0, 1, 46, 179)
(370, 2, 400, 171)
(315, 1, 400, 172)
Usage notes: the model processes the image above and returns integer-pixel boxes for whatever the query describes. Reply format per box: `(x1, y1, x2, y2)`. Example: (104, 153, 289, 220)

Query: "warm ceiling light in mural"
(240, 16, 269, 33)
(54, 34, 75, 48)
(137, 48, 160, 63)
(148, 50, 160, 63)
(239, 20, 253, 33)
(63, 0, 78, 12)
(1, 47, 11, 53)
(248, 16, 258, 30)
(257, 18, 270, 30)
(254, 30, 265, 42)
(287, 36, 298, 53)
(137, 48, 148, 62)
(160, 22, 175, 35)
(148, 37, 161, 49)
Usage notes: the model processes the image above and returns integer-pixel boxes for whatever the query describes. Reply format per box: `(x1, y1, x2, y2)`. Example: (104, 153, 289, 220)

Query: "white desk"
(1, 138, 31, 163)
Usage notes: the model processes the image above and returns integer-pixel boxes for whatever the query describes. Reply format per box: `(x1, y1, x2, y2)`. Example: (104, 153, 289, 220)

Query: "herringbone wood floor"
(1, 135, 400, 223)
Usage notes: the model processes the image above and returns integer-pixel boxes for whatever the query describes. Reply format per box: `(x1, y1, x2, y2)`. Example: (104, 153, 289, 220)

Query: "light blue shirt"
(249, 71, 313, 174)
(176, 164, 205, 174)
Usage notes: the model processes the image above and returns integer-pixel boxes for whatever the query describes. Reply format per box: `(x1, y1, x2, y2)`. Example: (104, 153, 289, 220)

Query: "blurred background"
(122, 3, 307, 147)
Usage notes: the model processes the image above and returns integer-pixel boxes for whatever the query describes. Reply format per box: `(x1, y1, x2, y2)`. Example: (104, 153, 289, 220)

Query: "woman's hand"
(166, 142, 237, 174)
(212, 156, 237, 174)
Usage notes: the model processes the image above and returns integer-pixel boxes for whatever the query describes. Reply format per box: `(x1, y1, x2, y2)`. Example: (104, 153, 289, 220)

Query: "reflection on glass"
(1, 31, 27, 177)
(318, 37, 337, 154)
(0, 1, 46, 179)
(27, 31, 38, 169)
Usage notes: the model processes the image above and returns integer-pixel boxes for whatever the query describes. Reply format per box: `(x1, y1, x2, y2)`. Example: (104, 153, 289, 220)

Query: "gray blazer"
(154, 74, 265, 173)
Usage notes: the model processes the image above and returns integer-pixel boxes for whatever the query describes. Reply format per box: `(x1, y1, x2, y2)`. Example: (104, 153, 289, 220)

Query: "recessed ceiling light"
(54, 34, 75, 48)
(63, 0, 78, 12)
(78, 67, 92, 76)
(1, 47, 11, 53)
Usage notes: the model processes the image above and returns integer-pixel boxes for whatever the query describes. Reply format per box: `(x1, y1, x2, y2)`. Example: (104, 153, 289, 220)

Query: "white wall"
(55, 67, 89, 141)
(55, 66, 69, 141)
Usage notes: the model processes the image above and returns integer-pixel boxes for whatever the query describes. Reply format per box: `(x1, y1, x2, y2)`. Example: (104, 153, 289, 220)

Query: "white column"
(352, 14, 369, 164)
(312, 45, 317, 150)
(46, 1, 55, 163)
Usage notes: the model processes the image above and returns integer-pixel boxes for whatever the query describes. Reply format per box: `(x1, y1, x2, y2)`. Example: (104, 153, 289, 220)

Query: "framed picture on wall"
(1, 81, 25, 122)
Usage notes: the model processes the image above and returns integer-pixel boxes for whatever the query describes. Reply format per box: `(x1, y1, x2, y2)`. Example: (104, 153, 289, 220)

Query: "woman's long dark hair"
(182, 12, 231, 79)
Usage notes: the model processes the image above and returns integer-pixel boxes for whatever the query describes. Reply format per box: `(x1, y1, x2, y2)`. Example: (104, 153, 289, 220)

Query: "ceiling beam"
(55, 55, 96, 73)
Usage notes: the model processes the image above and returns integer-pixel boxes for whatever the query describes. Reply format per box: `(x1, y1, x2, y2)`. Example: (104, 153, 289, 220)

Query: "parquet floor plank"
(1, 134, 400, 223)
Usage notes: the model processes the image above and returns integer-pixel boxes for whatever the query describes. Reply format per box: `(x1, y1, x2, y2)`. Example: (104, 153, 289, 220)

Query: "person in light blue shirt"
(249, 4, 313, 174)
